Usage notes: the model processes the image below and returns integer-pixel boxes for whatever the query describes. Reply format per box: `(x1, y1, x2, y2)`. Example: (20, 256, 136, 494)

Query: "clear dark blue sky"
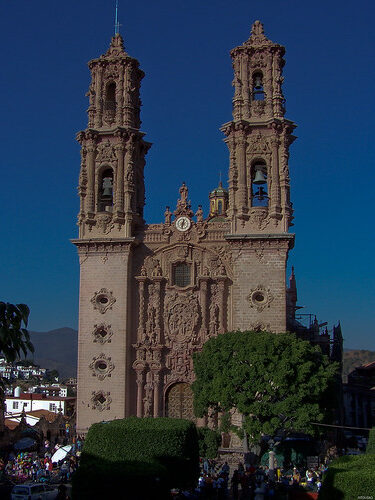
(1, 0, 374, 349)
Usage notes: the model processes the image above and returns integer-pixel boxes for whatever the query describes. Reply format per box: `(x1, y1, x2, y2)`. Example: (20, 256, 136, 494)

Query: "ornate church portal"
(73, 21, 296, 434)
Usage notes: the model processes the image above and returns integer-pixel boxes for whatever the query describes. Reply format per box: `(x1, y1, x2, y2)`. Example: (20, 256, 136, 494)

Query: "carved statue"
(195, 205, 204, 223)
(164, 206, 172, 224)
(179, 182, 188, 204)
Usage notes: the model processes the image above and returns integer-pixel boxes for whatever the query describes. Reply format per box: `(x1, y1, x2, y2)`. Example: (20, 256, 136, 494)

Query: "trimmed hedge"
(72, 417, 199, 499)
(197, 427, 221, 458)
(319, 454, 375, 499)
(366, 427, 375, 454)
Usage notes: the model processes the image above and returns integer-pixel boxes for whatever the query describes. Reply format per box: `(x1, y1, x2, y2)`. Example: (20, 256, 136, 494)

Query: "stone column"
(199, 277, 209, 342)
(236, 135, 248, 217)
(86, 138, 96, 216)
(124, 137, 135, 236)
(94, 65, 103, 128)
(136, 371, 144, 418)
(153, 372, 160, 417)
(241, 53, 250, 120)
(136, 277, 147, 342)
(115, 143, 125, 216)
(116, 65, 124, 126)
(232, 54, 242, 121)
(269, 137, 281, 218)
(153, 277, 164, 343)
(217, 277, 226, 334)
(227, 136, 237, 219)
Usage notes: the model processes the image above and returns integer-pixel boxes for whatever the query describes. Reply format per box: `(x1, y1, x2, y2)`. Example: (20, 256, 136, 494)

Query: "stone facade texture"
(73, 21, 297, 434)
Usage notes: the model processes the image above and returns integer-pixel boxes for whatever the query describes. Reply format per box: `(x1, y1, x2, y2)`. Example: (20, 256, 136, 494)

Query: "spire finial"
(251, 20, 264, 36)
(114, 0, 121, 35)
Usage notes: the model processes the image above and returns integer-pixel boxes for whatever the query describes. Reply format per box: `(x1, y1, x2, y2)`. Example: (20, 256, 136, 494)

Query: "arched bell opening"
(104, 82, 116, 115)
(252, 71, 265, 101)
(251, 160, 268, 207)
(98, 167, 114, 212)
(165, 382, 194, 420)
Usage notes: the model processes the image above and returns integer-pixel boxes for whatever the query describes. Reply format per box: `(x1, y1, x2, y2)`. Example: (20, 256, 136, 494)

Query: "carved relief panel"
(133, 241, 231, 418)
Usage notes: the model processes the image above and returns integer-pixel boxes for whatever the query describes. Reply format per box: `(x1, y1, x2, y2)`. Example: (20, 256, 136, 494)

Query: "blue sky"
(0, 0, 374, 349)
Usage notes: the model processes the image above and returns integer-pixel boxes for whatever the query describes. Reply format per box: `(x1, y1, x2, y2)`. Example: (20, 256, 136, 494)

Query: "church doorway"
(165, 383, 194, 420)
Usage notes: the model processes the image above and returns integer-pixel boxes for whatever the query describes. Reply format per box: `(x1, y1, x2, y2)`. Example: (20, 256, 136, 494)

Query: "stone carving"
(177, 246, 189, 259)
(248, 132, 271, 155)
(143, 371, 153, 417)
(96, 213, 114, 234)
(140, 264, 147, 276)
(247, 20, 273, 47)
(248, 285, 274, 312)
(89, 353, 114, 380)
(210, 246, 232, 274)
(252, 100, 266, 117)
(249, 207, 269, 230)
(96, 140, 117, 162)
(209, 284, 220, 336)
(145, 284, 160, 343)
(91, 288, 116, 314)
(174, 183, 194, 218)
(164, 292, 200, 344)
(144, 257, 163, 278)
(250, 322, 272, 332)
(91, 391, 112, 412)
(104, 33, 127, 57)
(251, 52, 267, 68)
(164, 206, 172, 224)
(92, 323, 113, 344)
(195, 205, 204, 223)
(152, 260, 163, 277)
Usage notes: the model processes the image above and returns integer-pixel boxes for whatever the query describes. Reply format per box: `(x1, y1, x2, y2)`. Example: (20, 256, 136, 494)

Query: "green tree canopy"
(0, 302, 33, 362)
(192, 331, 338, 443)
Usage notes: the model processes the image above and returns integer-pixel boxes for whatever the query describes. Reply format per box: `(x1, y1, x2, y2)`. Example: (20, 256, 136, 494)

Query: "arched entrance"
(165, 383, 194, 420)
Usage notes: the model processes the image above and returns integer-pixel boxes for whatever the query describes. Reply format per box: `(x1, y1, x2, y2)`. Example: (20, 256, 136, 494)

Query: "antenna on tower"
(114, 0, 120, 35)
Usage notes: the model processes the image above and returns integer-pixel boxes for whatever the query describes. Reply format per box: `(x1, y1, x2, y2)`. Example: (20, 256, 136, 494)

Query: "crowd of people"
(172, 459, 326, 499)
(0, 436, 86, 499)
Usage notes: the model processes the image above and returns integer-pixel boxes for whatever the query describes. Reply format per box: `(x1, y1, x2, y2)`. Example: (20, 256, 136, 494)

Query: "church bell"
(253, 165, 267, 185)
(102, 177, 113, 197)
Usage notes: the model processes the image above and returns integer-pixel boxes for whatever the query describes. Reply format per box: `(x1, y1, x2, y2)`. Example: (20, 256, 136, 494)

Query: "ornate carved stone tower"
(221, 20, 296, 334)
(222, 20, 295, 233)
(76, 33, 151, 238)
(73, 21, 296, 435)
(73, 34, 151, 433)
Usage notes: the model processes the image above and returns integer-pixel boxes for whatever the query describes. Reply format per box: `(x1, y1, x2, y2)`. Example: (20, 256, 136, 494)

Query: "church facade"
(73, 21, 297, 434)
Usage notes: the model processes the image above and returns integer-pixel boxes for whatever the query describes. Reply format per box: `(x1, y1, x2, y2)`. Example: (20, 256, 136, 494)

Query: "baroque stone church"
(73, 21, 300, 435)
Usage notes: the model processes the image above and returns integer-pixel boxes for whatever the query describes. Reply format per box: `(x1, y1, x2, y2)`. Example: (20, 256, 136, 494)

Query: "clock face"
(175, 216, 191, 232)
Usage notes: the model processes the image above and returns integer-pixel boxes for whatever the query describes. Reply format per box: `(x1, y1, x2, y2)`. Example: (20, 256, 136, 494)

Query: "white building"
(5, 393, 73, 417)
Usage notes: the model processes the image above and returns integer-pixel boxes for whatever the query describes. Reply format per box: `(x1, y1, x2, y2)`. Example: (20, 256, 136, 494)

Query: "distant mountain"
(343, 349, 375, 382)
(29, 327, 77, 380)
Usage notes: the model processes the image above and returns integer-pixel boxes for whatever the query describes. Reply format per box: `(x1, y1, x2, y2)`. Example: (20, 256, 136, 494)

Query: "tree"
(192, 331, 338, 444)
(0, 302, 34, 367)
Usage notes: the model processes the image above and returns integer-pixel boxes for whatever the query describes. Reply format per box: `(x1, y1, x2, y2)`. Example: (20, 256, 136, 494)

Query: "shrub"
(366, 427, 375, 454)
(197, 427, 221, 458)
(72, 417, 199, 499)
(319, 454, 375, 499)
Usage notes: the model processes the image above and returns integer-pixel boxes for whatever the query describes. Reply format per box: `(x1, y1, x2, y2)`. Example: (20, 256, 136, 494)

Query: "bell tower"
(73, 34, 150, 434)
(221, 20, 295, 234)
(222, 21, 296, 333)
(76, 33, 151, 238)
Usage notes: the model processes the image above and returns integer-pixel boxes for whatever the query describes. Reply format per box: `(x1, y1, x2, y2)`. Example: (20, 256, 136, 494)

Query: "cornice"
(71, 238, 137, 254)
(225, 233, 295, 249)
(221, 118, 297, 136)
